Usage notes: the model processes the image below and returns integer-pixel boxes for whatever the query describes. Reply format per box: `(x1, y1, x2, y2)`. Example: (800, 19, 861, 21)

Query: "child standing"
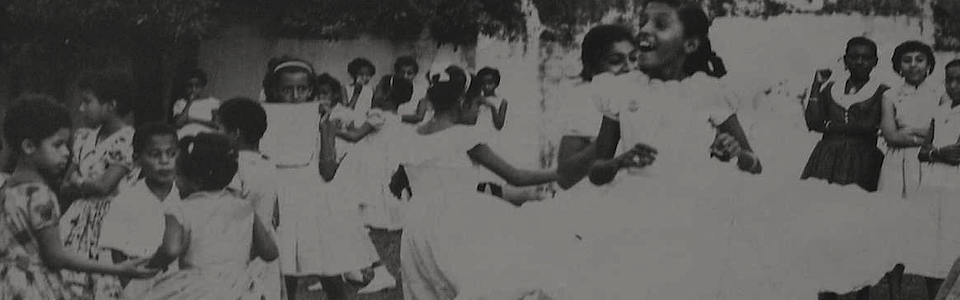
(218, 97, 284, 299)
(98, 123, 182, 296)
(126, 133, 278, 300)
(260, 57, 380, 300)
(462, 67, 509, 131)
(344, 58, 377, 113)
(172, 69, 220, 138)
(60, 71, 140, 300)
(0, 95, 157, 300)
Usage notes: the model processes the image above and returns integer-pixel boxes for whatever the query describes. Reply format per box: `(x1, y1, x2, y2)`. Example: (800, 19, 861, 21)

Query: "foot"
(342, 268, 374, 287)
(357, 266, 397, 294)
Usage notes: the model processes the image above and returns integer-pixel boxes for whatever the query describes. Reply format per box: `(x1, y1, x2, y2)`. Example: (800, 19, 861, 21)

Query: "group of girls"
(392, 1, 960, 300)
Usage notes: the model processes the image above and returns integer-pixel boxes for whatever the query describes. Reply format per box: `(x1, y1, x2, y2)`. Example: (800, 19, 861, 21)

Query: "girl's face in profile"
(898, 51, 931, 85)
(276, 71, 313, 103)
(78, 89, 111, 126)
(31, 128, 71, 180)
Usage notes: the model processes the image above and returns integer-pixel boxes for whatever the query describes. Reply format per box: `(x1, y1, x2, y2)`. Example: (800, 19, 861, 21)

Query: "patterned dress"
(60, 126, 138, 299)
(0, 181, 76, 300)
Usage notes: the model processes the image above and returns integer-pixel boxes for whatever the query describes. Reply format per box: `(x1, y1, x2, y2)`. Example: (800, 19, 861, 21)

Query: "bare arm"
(588, 117, 625, 185)
(318, 117, 340, 182)
(62, 164, 131, 198)
(402, 98, 430, 124)
(146, 214, 186, 269)
(556, 135, 594, 190)
(804, 82, 829, 132)
(715, 114, 762, 174)
(491, 99, 508, 130)
(336, 123, 376, 143)
(880, 93, 924, 147)
(935, 255, 960, 300)
(466, 144, 559, 187)
(251, 214, 279, 261)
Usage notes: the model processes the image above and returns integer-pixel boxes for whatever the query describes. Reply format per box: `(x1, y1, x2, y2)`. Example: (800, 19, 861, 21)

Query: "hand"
(937, 144, 960, 165)
(710, 133, 743, 162)
(813, 68, 832, 86)
(617, 143, 658, 169)
(118, 257, 160, 279)
(482, 96, 498, 108)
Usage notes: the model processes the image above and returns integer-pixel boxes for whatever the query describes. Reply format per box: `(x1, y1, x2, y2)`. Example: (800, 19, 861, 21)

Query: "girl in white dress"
(403, 2, 960, 299)
(878, 41, 943, 199)
(259, 58, 381, 300)
(127, 133, 278, 300)
(172, 69, 220, 138)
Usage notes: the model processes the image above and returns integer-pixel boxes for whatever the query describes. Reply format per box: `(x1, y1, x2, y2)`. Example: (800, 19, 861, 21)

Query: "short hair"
(315, 73, 345, 106)
(394, 56, 419, 75)
(77, 70, 136, 116)
(892, 41, 936, 75)
(845, 36, 878, 57)
(347, 58, 376, 78)
(186, 68, 209, 86)
(3, 94, 72, 156)
(133, 123, 178, 154)
(218, 97, 267, 146)
(476, 67, 501, 86)
(945, 59, 960, 72)
(177, 133, 238, 191)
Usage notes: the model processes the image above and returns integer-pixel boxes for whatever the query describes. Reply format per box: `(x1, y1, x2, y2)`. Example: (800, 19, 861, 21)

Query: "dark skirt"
(801, 136, 884, 192)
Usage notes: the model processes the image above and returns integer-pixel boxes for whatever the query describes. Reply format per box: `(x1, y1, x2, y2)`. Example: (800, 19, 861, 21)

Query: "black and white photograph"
(2, 0, 960, 299)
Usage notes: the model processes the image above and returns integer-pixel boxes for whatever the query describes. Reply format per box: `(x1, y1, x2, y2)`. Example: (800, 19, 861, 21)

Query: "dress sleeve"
(104, 127, 136, 171)
(172, 99, 188, 116)
(590, 73, 624, 121)
(25, 184, 61, 230)
(698, 75, 737, 126)
(557, 83, 603, 137)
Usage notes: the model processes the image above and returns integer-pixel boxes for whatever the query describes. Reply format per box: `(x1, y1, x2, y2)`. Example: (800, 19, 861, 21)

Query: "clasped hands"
(613, 133, 761, 174)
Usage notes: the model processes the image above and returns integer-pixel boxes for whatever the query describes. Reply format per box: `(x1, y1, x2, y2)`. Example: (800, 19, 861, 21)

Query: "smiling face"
(898, 51, 931, 86)
(137, 134, 179, 186)
(26, 128, 71, 180)
(635, 2, 689, 77)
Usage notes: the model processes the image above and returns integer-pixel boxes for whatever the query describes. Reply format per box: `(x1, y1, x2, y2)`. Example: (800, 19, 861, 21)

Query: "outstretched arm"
(467, 144, 559, 188)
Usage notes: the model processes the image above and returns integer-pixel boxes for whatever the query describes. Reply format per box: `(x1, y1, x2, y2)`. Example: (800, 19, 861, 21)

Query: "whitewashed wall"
(198, 14, 960, 169)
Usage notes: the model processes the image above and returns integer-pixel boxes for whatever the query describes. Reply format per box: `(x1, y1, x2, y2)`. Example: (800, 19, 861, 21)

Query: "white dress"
(337, 109, 413, 230)
(261, 102, 378, 277)
(173, 97, 220, 138)
(124, 190, 262, 300)
(877, 80, 942, 199)
(403, 71, 960, 300)
(555, 72, 951, 300)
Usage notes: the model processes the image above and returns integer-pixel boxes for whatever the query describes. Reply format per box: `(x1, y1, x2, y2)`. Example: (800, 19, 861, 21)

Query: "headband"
(273, 61, 315, 73)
